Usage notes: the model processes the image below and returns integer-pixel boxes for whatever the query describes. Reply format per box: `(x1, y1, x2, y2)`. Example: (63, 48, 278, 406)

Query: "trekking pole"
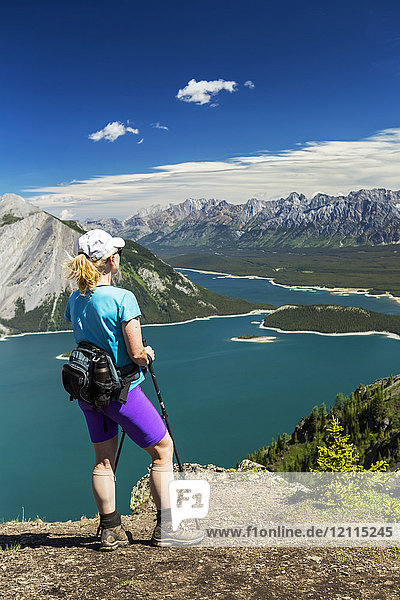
(144, 339, 200, 531)
(115, 341, 184, 474)
(143, 341, 200, 530)
(114, 430, 126, 473)
(143, 338, 183, 472)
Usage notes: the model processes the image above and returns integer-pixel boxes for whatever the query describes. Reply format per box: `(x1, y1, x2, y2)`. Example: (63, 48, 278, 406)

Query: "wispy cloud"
(176, 78, 237, 105)
(151, 122, 169, 131)
(244, 80, 255, 89)
(26, 128, 400, 218)
(88, 121, 139, 142)
(137, 138, 144, 144)
(60, 209, 75, 220)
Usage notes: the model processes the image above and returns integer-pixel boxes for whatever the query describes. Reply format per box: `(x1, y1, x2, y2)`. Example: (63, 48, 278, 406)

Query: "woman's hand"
(145, 345, 155, 363)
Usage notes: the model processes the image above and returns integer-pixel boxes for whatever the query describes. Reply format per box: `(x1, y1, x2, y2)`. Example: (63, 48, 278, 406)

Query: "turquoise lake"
(1, 270, 400, 522)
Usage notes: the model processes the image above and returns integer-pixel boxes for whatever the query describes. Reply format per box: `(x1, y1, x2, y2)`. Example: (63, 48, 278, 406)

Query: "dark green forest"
(263, 304, 400, 335)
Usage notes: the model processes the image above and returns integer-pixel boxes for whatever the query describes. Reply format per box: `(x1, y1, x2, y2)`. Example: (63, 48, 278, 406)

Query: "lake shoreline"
(3, 267, 397, 342)
(0, 309, 270, 342)
(177, 267, 400, 305)
(259, 323, 400, 340)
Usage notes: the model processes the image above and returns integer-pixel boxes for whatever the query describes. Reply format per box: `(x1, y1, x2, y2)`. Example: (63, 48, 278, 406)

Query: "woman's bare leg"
(144, 431, 174, 510)
(91, 434, 118, 514)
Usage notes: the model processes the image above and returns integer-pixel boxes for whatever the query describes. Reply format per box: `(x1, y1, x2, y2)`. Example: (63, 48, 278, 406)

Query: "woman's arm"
(122, 317, 155, 366)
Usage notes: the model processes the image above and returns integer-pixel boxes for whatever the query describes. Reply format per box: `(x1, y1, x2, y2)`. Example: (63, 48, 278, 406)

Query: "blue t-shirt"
(64, 285, 145, 388)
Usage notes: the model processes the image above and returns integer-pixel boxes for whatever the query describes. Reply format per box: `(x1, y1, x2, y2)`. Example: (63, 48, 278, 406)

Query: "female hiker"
(64, 229, 202, 550)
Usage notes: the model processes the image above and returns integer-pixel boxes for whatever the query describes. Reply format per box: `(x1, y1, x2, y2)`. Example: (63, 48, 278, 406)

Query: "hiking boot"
(150, 521, 204, 547)
(97, 524, 129, 551)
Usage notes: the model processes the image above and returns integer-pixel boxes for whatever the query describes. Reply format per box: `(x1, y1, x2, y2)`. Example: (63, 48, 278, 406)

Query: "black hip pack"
(61, 341, 141, 409)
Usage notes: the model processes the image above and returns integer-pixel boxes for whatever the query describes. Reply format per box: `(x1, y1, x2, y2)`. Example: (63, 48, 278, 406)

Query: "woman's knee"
(94, 458, 113, 470)
(145, 431, 174, 463)
(92, 435, 118, 469)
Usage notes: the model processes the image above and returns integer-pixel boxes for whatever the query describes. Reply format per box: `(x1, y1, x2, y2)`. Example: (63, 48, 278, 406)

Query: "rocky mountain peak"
(348, 188, 400, 204)
(182, 198, 205, 211)
(83, 217, 124, 236)
(285, 192, 306, 204)
(0, 195, 78, 323)
(243, 198, 266, 218)
(0, 193, 41, 219)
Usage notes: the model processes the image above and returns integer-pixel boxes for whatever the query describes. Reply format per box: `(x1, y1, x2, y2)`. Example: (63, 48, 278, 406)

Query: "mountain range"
(0, 194, 267, 336)
(83, 188, 400, 250)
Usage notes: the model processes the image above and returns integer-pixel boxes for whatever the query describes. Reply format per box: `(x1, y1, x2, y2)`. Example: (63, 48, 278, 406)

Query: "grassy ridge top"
(262, 304, 400, 336)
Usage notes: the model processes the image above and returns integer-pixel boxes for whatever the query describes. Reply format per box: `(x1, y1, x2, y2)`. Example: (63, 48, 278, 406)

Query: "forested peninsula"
(262, 304, 400, 337)
(246, 373, 400, 472)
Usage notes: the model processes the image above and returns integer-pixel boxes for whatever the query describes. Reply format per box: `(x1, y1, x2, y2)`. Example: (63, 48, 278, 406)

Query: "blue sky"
(2, 0, 400, 218)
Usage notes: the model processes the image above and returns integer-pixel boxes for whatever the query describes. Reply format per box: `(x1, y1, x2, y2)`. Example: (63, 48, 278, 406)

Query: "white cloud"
(59, 209, 75, 220)
(176, 78, 237, 105)
(88, 121, 139, 142)
(137, 138, 144, 144)
(244, 80, 255, 89)
(151, 122, 169, 131)
(25, 128, 400, 218)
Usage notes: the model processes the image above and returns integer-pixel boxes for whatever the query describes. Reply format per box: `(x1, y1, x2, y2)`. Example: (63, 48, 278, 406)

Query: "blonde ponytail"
(66, 249, 117, 295)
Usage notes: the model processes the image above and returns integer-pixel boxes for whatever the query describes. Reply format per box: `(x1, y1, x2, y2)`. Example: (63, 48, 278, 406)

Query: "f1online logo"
(169, 480, 210, 531)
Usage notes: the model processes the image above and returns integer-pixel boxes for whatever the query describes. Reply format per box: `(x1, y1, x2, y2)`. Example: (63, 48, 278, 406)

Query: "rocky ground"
(1, 506, 400, 600)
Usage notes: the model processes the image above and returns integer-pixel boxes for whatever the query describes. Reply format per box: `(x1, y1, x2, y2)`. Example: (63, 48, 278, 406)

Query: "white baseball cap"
(78, 229, 125, 261)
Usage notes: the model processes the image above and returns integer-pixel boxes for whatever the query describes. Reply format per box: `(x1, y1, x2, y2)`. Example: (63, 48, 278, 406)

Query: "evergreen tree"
(319, 403, 327, 429)
(396, 437, 400, 459)
(309, 406, 319, 437)
(313, 416, 389, 472)
(335, 393, 345, 409)
(371, 387, 385, 420)
(269, 445, 276, 462)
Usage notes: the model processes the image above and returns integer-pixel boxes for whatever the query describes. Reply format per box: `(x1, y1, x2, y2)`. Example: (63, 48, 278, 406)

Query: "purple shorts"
(78, 385, 167, 447)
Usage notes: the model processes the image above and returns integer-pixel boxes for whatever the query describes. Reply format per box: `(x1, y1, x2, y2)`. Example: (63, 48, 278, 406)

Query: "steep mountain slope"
(84, 189, 400, 250)
(0, 194, 268, 335)
(0, 194, 76, 326)
(246, 373, 400, 472)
